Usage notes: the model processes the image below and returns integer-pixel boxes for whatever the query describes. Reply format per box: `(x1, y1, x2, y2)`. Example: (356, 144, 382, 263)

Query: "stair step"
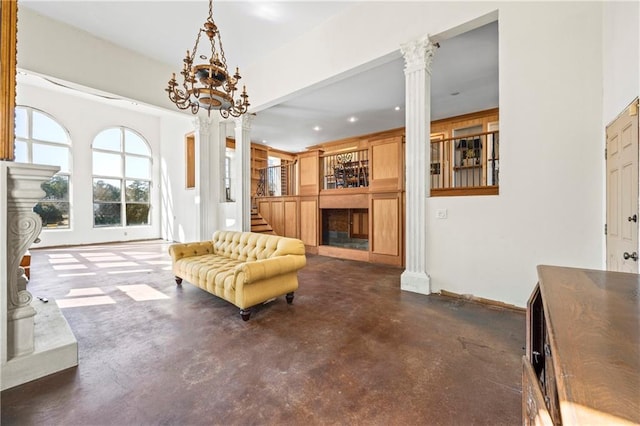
(252, 224, 273, 232)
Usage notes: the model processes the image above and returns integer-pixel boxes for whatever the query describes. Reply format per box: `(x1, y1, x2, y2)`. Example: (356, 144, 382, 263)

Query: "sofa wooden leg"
(240, 309, 252, 321)
(175, 276, 183, 286)
(286, 292, 294, 304)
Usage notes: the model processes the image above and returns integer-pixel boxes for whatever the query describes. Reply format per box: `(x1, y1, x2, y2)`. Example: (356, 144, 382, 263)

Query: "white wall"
(429, 2, 605, 306)
(602, 0, 639, 124)
(16, 83, 164, 247)
(17, 7, 175, 112)
(159, 115, 198, 243)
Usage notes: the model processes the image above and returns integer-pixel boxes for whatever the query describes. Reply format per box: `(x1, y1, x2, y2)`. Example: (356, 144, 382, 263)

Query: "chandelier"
(166, 0, 249, 118)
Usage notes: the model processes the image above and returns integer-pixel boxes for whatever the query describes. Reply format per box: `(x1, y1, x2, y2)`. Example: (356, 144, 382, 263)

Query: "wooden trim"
(306, 127, 404, 153)
(440, 290, 526, 313)
(319, 192, 368, 209)
(430, 108, 499, 128)
(318, 245, 369, 262)
(1, 0, 18, 160)
(185, 132, 195, 189)
(431, 186, 499, 197)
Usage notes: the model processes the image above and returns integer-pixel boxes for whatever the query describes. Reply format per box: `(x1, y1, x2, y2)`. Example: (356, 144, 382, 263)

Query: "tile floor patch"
(107, 269, 153, 275)
(94, 262, 140, 268)
(48, 258, 80, 264)
(66, 288, 105, 297)
(53, 264, 88, 271)
(58, 272, 97, 277)
(57, 296, 116, 308)
(116, 284, 170, 301)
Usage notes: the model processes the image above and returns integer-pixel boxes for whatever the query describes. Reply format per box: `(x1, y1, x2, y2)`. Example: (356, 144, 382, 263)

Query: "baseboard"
(439, 290, 525, 313)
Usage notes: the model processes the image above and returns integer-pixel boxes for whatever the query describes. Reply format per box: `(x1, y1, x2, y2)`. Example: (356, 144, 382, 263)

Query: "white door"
(606, 99, 639, 272)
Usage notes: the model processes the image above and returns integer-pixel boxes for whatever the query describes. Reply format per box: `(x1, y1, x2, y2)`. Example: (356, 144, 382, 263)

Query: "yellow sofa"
(168, 230, 306, 320)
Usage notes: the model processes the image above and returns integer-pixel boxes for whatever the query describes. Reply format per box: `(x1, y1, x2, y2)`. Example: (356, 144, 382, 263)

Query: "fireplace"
(321, 208, 368, 251)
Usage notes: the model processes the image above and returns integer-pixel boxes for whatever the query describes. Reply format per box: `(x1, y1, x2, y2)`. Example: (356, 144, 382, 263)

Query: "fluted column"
(234, 115, 252, 232)
(5, 163, 58, 358)
(195, 116, 217, 240)
(400, 35, 436, 295)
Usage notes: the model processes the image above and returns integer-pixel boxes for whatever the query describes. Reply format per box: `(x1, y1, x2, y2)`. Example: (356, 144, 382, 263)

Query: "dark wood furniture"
(523, 265, 639, 425)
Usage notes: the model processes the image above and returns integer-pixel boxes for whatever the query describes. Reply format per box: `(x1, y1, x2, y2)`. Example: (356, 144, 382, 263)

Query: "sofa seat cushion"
(174, 254, 243, 296)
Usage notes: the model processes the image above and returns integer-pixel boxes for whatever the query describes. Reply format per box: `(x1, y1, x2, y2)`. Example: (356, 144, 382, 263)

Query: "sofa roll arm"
(236, 255, 306, 284)
(168, 241, 214, 262)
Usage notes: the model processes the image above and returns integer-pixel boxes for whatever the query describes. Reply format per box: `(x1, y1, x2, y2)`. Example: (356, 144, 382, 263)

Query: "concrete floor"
(1, 240, 525, 425)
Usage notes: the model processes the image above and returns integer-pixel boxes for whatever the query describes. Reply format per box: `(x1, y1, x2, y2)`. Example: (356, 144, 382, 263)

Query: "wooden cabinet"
(524, 266, 640, 425)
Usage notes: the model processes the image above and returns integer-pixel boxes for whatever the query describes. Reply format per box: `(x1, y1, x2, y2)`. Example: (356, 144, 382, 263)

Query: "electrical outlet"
(436, 209, 448, 219)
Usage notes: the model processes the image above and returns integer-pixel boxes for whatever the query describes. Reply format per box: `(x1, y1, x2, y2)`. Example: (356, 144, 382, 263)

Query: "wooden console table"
(523, 265, 639, 425)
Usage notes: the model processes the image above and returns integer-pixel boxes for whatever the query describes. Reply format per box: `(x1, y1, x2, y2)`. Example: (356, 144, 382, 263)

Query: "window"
(92, 127, 152, 227)
(224, 154, 233, 201)
(14, 106, 71, 229)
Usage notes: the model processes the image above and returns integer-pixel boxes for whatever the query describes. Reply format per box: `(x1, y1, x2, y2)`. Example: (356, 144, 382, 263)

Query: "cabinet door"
(522, 357, 554, 426)
(350, 209, 368, 239)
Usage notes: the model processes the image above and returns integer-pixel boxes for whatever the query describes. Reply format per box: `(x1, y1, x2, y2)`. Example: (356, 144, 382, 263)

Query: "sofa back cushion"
(212, 231, 305, 261)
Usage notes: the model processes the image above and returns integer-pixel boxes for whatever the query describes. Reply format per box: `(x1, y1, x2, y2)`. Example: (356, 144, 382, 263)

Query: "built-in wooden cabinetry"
(250, 144, 268, 197)
(249, 110, 498, 266)
(524, 266, 639, 425)
(264, 128, 405, 266)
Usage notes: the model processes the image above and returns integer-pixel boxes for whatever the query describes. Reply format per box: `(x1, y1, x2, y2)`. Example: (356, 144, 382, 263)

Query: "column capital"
(401, 35, 436, 75)
(234, 114, 254, 132)
(194, 116, 214, 136)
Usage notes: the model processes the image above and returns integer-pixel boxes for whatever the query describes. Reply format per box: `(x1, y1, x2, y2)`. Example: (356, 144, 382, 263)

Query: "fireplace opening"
(321, 208, 368, 251)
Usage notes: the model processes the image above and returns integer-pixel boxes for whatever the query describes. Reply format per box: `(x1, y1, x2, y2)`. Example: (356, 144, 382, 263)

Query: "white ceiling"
(19, 1, 498, 153)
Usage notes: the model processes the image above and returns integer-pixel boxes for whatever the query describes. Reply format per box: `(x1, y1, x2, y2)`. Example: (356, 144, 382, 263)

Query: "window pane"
(94, 203, 121, 227)
(93, 151, 122, 177)
(15, 108, 28, 138)
(32, 111, 68, 143)
(93, 178, 121, 202)
(14, 140, 28, 163)
(125, 156, 150, 179)
(35, 202, 69, 228)
(93, 128, 122, 151)
(41, 175, 69, 201)
(126, 204, 150, 226)
(33, 143, 70, 173)
(124, 130, 150, 156)
(125, 180, 149, 202)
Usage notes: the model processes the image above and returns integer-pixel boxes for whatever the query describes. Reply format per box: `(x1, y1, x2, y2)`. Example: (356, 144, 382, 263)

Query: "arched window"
(92, 127, 152, 227)
(14, 106, 72, 229)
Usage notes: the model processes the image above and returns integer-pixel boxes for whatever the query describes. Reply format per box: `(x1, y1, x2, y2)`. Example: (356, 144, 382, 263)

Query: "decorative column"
(400, 35, 436, 295)
(234, 115, 252, 232)
(5, 163, 58, 358)
(194, 116, 217, 240)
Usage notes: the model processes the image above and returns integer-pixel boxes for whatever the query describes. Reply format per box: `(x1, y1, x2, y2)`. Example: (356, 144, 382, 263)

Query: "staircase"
(251, 209, 276, 235)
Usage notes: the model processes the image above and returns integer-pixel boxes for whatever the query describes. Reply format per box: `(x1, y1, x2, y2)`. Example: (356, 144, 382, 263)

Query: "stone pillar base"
(401, 270, 431, 295)
(7, 304, 37, 357)
(1, 300, 78, 391)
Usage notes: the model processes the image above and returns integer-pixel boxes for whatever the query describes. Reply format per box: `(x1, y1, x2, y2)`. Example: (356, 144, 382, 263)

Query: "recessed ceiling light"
(262, 140, 267, 144)
(313, 126, 321, 131)
(394, 106, 401, 111)
(348, 116, 358, 123)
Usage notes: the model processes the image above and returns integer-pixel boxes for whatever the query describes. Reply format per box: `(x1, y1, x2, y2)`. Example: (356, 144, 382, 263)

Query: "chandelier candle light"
(166, 0, 249, 118)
